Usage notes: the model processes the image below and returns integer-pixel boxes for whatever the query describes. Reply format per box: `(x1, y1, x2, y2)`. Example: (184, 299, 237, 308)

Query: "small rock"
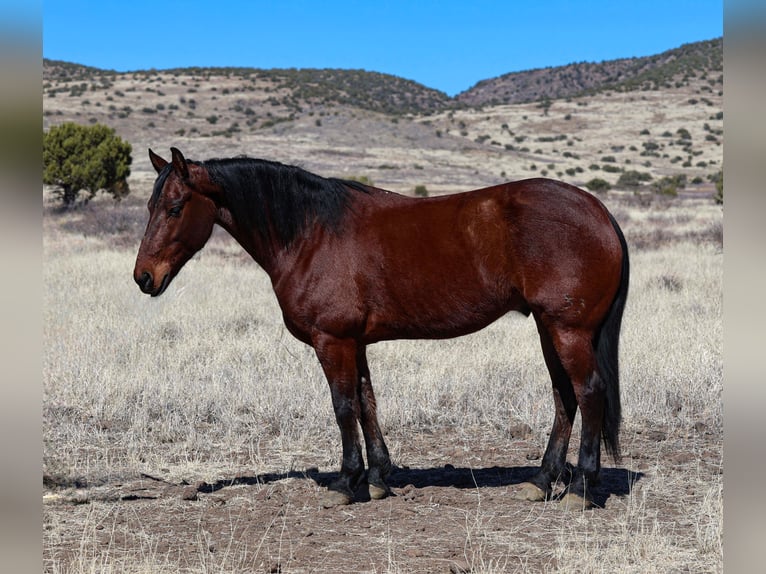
(645, 429, 667, 442)
(672, 452, 695, 464)
(525, 448, 542, 460)
(69, 490, 90, 504)
(693, 421, 708, 434)
(404, 548, 423, 558)
(180, 486, 199, 501)
(508, 422, 533, 439)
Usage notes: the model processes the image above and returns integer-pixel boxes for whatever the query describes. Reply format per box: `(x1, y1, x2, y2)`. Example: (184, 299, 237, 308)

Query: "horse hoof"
(558, 492, 594, 511)
(321, 489, 353, 508)
(513, 482, 548, 502)
(368, 483, 390, 500)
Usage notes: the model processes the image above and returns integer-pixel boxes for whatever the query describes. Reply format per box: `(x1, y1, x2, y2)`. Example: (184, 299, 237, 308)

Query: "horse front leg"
(356, 346, 392, 500)
(313, 333, 365, 507)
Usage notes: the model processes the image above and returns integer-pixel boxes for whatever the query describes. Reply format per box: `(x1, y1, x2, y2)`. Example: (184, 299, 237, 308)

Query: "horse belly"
(361, 278, 527, 342)
(358, 207, 527, 341)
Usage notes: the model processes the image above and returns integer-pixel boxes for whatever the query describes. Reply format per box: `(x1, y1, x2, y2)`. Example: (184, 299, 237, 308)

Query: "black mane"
(154, 156, 368, 248)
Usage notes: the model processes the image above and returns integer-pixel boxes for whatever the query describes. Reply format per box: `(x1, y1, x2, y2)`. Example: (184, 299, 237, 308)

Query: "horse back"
(276, 178, 624, 343)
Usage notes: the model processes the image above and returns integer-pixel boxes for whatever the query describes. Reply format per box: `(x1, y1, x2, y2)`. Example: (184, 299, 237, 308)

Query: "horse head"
(133, 147, 220, 296)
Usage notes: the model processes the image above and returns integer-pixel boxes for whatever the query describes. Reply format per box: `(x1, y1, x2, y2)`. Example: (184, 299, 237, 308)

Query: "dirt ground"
(43, 423, 721, 573)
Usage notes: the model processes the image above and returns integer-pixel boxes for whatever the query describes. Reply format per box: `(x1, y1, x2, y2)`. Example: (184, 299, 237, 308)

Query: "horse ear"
(170, 147, 190, 180)
(148, 149, 168, 173)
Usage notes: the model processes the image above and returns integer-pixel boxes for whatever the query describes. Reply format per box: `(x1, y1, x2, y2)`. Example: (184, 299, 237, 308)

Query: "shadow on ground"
(196, 464, 644, 509)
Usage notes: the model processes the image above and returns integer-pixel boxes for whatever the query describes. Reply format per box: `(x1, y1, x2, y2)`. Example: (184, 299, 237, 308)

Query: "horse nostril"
(136, 271, 154, 294)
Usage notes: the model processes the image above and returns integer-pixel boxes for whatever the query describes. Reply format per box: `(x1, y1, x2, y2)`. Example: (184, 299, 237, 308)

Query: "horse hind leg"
(546, 324, 606, 510)
(514, 317, 578, 502)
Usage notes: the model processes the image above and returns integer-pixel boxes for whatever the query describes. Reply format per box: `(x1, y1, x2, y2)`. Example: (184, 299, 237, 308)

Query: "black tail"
(597, 212, 629, 463)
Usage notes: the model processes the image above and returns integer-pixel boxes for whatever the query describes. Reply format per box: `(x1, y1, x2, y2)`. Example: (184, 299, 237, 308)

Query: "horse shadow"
(197, 464, 644, 509)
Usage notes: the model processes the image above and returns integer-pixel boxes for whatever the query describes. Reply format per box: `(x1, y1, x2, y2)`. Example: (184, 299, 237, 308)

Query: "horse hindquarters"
(515, 210, 629, 509)
(553, 229, 628, 509)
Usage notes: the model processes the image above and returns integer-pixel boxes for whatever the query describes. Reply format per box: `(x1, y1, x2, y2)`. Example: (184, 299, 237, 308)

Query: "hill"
(43, 60, 451, 116)
(456, 38, 723, 107)
(43, 38, 722, 196)
(43, 38, 722, 115)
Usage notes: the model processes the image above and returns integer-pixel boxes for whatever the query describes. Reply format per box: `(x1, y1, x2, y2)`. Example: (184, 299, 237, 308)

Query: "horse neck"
(214, 206, 281, 275)
(209, 162, 366, 278)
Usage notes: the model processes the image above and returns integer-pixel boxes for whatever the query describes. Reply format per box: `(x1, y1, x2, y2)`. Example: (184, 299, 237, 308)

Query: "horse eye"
(168, 205, 182, 217)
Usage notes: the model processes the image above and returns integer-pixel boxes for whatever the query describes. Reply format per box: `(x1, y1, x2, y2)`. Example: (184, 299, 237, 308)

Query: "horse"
(134, 147, 629, 510)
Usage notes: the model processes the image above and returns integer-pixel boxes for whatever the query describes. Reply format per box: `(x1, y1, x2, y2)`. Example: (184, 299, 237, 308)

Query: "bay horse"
(134, 147, 629, 510)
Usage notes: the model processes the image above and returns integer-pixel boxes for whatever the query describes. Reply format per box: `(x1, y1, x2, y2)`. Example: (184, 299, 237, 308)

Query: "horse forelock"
(149, 163, 174, 209)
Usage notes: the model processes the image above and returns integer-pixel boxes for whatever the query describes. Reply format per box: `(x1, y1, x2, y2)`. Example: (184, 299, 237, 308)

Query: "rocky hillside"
(455, 38, 723, 107)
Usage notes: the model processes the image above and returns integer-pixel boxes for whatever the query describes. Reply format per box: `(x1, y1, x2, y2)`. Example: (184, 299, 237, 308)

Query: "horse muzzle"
(135, 270, 170, 297)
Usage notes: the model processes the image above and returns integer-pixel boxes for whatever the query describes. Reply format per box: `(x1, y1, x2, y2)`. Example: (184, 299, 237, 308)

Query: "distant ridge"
(43, 60, 451, 116)
(44, 37, 722, 116)
(455, 38, 722, 107)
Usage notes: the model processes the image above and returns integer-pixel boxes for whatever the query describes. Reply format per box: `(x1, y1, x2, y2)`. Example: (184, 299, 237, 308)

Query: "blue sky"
(43, 1, 722, 96)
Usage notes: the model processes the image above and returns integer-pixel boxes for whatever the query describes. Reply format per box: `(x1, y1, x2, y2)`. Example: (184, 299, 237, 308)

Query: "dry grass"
(43, 188, 721, 573)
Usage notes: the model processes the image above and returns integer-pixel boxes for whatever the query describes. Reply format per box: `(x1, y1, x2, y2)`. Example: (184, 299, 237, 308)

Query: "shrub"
(346, 175, 374, 186)
(586, 178, 611, 193)
(617, 170, 653, 189)
(652, 174, 686, 197)
(43, 122, 132, 206)
(414, 185, 429, 197)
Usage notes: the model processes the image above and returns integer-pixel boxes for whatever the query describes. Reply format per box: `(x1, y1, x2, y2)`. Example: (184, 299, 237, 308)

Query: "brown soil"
(43, 424, 721, 573)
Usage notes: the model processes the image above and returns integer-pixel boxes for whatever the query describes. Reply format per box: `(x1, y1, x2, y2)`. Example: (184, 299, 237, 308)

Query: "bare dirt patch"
(44, 424, 721, 573)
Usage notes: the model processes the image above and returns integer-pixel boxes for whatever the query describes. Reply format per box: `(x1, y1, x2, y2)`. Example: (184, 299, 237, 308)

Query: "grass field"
(43, 188, 722, 573)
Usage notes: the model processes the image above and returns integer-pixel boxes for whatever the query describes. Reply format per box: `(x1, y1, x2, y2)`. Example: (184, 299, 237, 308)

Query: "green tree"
(43, 122, 132, 206)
